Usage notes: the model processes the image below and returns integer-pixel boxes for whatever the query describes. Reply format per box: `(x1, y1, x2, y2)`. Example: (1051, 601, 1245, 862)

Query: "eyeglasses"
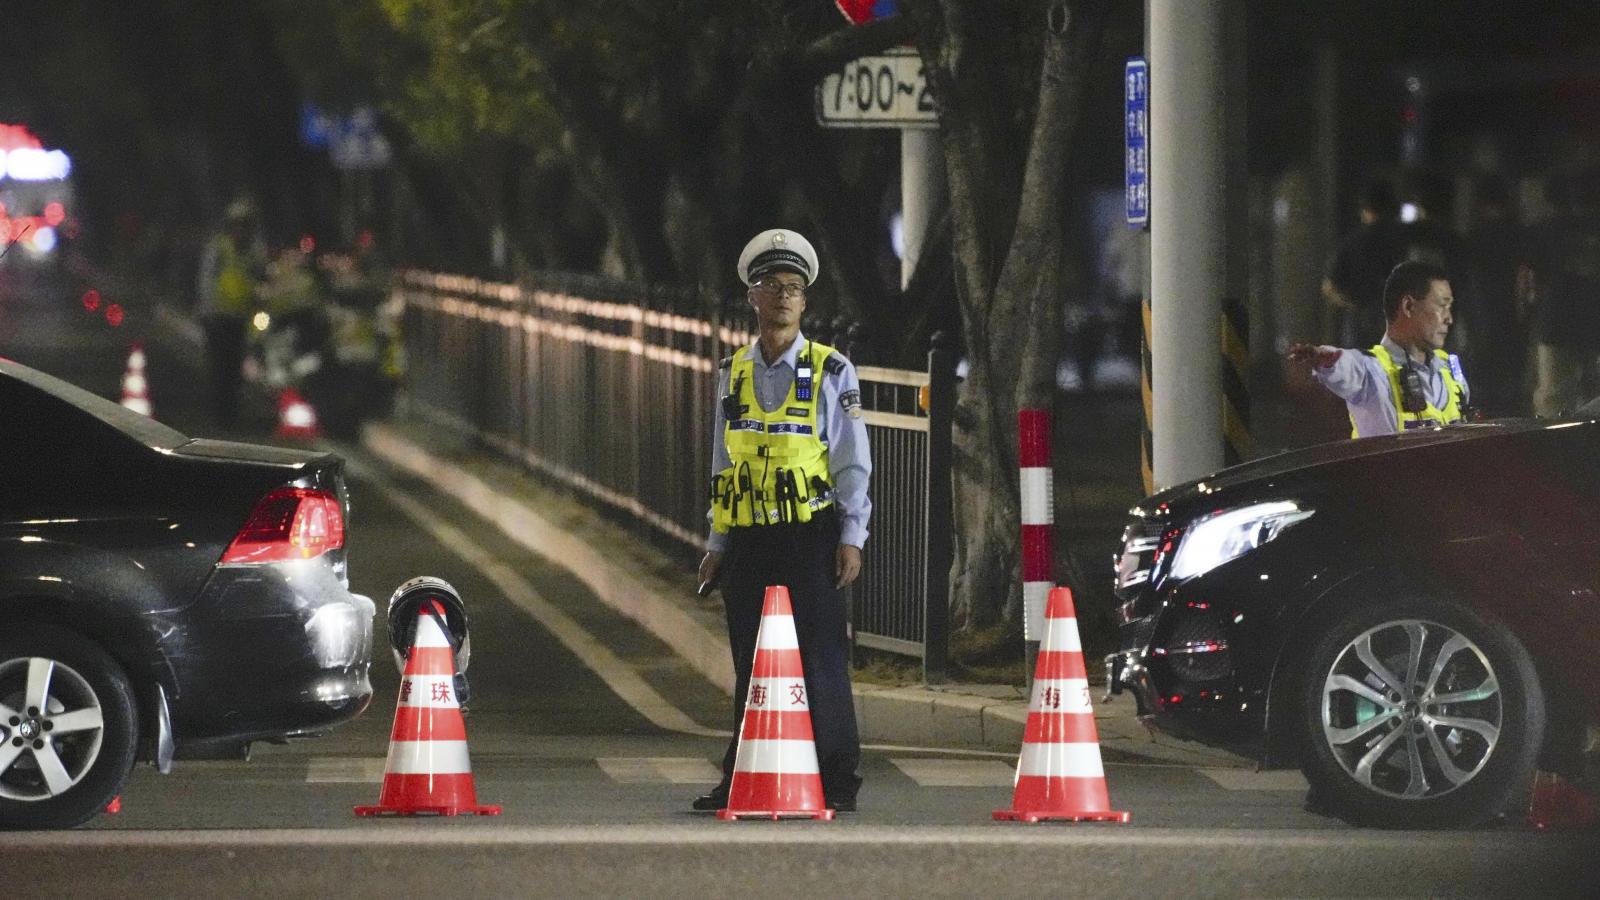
(751, 280, 805, 300)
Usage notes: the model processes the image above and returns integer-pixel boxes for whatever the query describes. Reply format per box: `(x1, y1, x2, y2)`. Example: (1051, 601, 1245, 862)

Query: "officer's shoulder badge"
(840, 387, 863, 419)
(823, 353, 846, 376)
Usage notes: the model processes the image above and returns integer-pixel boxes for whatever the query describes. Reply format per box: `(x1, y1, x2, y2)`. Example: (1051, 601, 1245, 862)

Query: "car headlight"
(1169, 501, 1313, 581)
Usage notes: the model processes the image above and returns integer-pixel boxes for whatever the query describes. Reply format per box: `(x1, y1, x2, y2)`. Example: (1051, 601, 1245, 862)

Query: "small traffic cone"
(1527, 771, 1599, 831)
(119, 343, 152, 416)
(719, 585, 834, 821)
(995, 586, 1129, 824)
(275, 387, 321, 440)
(355, 599, 500, 817)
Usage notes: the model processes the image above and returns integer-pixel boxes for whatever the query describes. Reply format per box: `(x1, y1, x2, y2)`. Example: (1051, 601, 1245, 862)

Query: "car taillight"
(221, 487, 346, 564)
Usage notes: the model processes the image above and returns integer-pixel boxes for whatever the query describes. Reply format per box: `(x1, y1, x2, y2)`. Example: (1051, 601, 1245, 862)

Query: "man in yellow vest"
(196, 197, 267, 427)
(693, 229, 872, 813)
(1290, 259, 1470, 437)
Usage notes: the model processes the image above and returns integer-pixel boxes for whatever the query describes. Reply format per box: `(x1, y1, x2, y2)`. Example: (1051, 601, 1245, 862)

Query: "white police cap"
(737, 229, 819, 287)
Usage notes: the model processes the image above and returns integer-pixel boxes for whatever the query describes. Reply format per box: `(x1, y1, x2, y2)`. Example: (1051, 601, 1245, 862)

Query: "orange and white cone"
(355, 599, 500, 817)
(719, 585, 834, 821)
(275, 387, 321, 440)
(995, 586, 1129, 823)
(119, 343, 152, 417)
(1527, 771, 1599, 831)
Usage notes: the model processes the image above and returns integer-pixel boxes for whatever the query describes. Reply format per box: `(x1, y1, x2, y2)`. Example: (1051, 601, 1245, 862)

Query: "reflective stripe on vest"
(1351, 344, 1465, 438)
(711, 341, 836, 531)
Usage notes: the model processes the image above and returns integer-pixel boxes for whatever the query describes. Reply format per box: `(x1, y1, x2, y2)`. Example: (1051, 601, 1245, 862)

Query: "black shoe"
(825, 796, 857, 813)
(691, 789, 729, 812)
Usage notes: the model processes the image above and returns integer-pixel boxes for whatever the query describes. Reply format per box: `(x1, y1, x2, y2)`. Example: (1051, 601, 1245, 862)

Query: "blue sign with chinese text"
(1125, 57, 1149, 227)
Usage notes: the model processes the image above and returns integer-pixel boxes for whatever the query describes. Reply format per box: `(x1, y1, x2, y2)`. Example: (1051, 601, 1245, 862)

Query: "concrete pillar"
(1149, 0, 1240, 488)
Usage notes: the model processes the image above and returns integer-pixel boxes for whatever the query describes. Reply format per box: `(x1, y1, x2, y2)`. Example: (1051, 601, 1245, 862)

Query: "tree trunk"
(909, 0, 1111, 634)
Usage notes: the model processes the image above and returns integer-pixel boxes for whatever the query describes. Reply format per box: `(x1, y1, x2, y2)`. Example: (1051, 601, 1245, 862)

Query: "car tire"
(1297, 595, 1545, 829)
(0, 625, 140, 830)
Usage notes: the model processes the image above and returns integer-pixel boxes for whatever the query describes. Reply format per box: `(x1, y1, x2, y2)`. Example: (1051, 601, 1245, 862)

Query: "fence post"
(922, 331, 956, 684)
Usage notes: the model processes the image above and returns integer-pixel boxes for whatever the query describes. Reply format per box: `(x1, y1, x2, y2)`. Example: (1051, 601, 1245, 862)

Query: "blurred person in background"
(1524, 166, 1600, 416)
(1391, 170, 1468, 294)
(1323, 178, 1404, 346)
(252, 245, 330, 389)
(196, 197, 267, 428)
(1458, 174, 1532, 416)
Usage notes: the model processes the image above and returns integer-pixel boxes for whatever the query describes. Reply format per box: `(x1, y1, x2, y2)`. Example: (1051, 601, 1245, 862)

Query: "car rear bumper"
(159, 559, 375, 744)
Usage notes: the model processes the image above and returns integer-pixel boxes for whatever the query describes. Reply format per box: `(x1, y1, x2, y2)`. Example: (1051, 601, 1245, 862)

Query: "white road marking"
(6, 826, 1546, 851)
(349, 458, 722, 738)
(1198, 768, 1309, 791)
(597, 757, 722, 784)
(305, 757, 388, 783)
(890, 759, 1014, 787)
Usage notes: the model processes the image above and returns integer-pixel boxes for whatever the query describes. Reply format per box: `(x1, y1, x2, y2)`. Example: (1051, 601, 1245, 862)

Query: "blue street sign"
(1125, 57, 1149, 227)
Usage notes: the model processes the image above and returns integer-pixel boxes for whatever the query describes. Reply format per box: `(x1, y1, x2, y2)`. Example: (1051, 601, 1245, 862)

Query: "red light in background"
(43, 202, 65, 226)
(356, 229, 374, 249)
(299, 234, 315, 254)
(105, 304, 124, 327)
(82, 289, 101, 311)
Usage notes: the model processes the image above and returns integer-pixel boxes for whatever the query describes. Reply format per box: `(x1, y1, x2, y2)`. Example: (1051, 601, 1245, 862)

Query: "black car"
(0, 358, 374, 829)
(1107, 421, 1600, 828)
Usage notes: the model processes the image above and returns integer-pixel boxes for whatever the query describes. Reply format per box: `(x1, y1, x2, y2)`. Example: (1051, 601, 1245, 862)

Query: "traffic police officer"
(1290, 259, 1470, 437)
(694, 229, 872, 812)
(196, 197, 267, 427)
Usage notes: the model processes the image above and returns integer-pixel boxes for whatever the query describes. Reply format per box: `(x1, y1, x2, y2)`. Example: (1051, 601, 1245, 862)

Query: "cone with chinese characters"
(1527, 771, 1599, 831)
(719, 585, 834, 821)
(994, 586, 1129, 823)
(119, 343, 152, 417)
(275, 387, 321, 440)
(355, 600, 500, 816)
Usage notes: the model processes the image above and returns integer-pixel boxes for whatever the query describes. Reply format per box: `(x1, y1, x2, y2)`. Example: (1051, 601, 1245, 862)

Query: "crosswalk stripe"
(1198, 768, 1309, 791)
(890, 759, 1014, 787)
(596, 757, 723, 784)
(305, 758, 388, 783)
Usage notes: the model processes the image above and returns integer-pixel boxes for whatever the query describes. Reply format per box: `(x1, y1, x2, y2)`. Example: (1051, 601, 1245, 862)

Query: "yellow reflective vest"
(212, 236, 256, 315)
(711, 340, 839, 532)
(1352, 344, 1466, 438)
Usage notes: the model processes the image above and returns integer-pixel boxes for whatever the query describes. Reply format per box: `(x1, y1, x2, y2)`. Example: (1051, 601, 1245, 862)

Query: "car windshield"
(0, 357, 189, 450)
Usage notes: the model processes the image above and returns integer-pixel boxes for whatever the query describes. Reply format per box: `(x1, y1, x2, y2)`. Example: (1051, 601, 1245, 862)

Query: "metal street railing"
(395, 270, 954, 681)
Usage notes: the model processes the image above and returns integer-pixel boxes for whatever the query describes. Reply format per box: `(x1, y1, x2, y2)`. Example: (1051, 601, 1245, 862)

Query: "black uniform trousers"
(717, 508, 862, 802)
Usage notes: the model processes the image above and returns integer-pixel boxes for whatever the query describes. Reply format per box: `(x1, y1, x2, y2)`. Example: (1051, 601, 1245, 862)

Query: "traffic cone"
(355, 599, 500, 817)
(718, 585, 834, 821)
(119, 343, 152, 416)
(995, 586, 1130, 823)
(1527, 771, 1599, 831)
(275, 387, 321, 440)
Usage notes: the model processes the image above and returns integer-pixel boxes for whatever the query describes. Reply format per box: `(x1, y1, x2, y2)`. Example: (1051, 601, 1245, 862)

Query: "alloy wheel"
(0, 657, 107, 802)
(1320, 618, 1502, 801)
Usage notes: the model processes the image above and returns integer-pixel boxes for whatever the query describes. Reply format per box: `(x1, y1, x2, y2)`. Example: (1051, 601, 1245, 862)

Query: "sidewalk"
(360, 411, 1251, 769)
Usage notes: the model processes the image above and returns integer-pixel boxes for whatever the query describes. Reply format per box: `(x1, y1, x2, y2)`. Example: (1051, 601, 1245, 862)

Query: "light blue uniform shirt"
(706, 332, 872, 552)
(1313, 334, 1470, 438)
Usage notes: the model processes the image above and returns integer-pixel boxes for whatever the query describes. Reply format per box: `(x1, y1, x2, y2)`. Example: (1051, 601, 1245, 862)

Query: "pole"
(1018, 409, 1053, 644)
(900, 128, 944, 291)
(1149, 0, 1237, 488)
